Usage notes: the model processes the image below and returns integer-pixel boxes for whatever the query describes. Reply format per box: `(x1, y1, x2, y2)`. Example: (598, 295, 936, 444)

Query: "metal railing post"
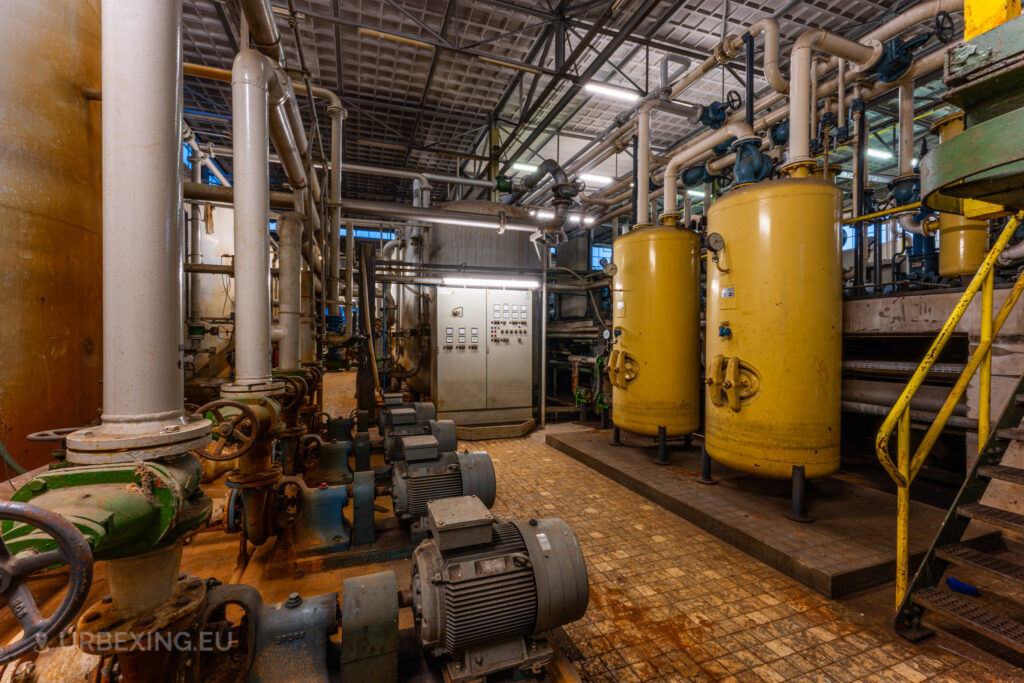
(980, 268, 994, 454)
(896, 407, 911, 612)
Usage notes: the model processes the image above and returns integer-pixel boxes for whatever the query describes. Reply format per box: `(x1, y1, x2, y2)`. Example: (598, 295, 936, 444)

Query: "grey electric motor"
(392, 449, 496, 522)
(411, 496, 589, 682)
(380, 399, 457, 462)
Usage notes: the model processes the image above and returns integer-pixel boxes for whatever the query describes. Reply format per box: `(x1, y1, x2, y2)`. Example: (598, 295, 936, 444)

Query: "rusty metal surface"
(0, 0, 103, 472)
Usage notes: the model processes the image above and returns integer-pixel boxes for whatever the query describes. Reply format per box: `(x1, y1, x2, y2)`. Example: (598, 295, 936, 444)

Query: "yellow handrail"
(876, 210, 1024, 612)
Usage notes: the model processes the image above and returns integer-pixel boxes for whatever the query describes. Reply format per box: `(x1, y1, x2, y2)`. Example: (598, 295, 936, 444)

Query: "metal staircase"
(874, 211, 1024, 653)
(895, 382, 1024, 651)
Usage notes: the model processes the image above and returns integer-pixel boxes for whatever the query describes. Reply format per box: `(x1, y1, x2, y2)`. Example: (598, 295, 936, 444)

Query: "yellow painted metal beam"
(965, 0, 1020, 40)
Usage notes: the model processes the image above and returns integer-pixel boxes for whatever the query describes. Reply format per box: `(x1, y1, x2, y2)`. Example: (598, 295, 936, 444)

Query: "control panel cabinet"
(432, 287, 533, 424)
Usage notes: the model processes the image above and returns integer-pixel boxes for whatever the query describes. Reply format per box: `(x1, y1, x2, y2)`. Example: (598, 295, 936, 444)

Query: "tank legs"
(579, 402, 587, 424)
(611, 426, 622, 446)
(600, 407, 609, 430)
(655, 426, 670, 465)
(697, 446, 716, 485)
(684, 434, 693, 449)
(786, 465, 813, 523)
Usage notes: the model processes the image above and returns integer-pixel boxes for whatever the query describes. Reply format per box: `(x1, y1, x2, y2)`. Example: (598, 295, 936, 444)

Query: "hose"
(0, 438, 27, 476)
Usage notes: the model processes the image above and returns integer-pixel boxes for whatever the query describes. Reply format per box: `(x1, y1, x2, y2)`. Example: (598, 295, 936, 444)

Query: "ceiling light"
(443, 277, 539, 289)
(687, 190, 705, 198)
(584, 82, 641, 102)
(512, 162, 538, 173)
(357, 27, 434, 51)
(867, 148, 893, 159)
(580, 173, 613, 185)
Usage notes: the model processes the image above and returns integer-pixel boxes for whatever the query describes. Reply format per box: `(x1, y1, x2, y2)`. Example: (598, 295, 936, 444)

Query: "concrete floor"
(464, 419, 1022, 682)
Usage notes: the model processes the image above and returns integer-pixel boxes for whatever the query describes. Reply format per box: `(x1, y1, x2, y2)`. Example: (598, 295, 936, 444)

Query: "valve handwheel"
(26, 428, 81, 448)
(934, 11, 955, 44)
(277, 375, 307, 412)
(193, 401, 261, 461)
(726, 89, 742, 112)
(0, 501, 93, 663)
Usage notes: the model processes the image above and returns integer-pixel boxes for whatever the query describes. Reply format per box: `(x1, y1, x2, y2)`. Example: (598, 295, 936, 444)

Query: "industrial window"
(590, 245, 612, 270)
(340, 228, 396, 241)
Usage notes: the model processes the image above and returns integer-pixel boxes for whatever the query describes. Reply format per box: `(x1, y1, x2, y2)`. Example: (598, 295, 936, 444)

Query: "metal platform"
(547, 428, 997, 597)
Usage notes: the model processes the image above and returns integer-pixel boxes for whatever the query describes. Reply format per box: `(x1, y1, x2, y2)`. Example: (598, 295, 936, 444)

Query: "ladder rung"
(958, 503, 1024, 536)
(914, 587, 1024, 655)
(979, 465, 1024, 487)
(936, 543, 1024, 587)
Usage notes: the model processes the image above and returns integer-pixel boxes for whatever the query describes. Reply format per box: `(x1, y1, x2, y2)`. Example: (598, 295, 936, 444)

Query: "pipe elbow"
(896, 212, 936, 236)
(231, 49, 271, 88)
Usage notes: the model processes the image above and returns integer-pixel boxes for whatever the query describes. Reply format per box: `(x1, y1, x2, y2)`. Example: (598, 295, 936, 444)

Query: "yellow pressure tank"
(704, 177, 842, 479)
(931, 113, 989, 277)
(609, 225, 701, 437)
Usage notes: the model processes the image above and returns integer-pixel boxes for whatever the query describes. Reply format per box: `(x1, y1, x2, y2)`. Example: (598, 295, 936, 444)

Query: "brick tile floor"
(464, 427, 1019, 682)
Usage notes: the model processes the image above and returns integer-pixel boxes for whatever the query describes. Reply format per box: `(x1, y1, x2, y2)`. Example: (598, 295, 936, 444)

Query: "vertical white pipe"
(327, 106, 344, 316)
(637, 102, 651, 224)
(277, 213, 302, 369)
(101, 0, 184, 426)
(837, 60, 846, 134)
(231, 50, 273, 383)
(898, 82, 915, 177)
(789, 41, 813, 164)
(188, 160, 203, 324)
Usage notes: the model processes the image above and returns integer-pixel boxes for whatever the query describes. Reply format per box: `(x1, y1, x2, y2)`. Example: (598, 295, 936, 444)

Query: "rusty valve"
(193, 400, 261, 461)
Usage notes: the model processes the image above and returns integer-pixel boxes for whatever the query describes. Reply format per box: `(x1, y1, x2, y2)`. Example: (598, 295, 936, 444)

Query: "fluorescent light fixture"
(512, 162, 538, 173)
(837, 171, 894, 183)
(580, 173, 613, 185)
(584, 82, 640, 102)
(443, 218, 535, 232)
(912, 158, 919, 166)
(866, 148, 893, 159)
(443, 276, 539, 289)
(687, 190, 705, 198)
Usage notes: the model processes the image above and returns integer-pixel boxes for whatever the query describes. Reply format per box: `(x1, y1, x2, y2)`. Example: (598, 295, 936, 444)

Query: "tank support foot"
(786, 465, 813, 523)
(611, 426, 622, 446)
(655, 426, 670, 465)
(684, 434, 693, 449)
(579, 403, 587, 425)
(697, 446, 716, 485)
(600, 408, 609, 430)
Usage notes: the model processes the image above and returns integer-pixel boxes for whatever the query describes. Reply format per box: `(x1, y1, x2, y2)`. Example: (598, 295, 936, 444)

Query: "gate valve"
(0, 501, 93, 664)
(699, 101, 730, 130)
(275, 374, 308, 413)
(718, 324, 732, 338)
(731, 138, 772, 185)
(193, 400, 261, 461)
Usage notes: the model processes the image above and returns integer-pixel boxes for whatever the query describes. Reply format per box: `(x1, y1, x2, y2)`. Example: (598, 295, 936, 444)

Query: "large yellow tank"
(0, 0, 102, 469)
(705, 178, 842, 479)
(609, 225, 701, 437)
(931, 113, 988, 277)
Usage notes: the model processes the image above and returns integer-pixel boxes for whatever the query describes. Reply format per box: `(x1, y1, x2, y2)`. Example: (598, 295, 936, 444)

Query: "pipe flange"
(327, 105, 348, 119)
(847, 39, 884, 74)
(76, 574, 208, 655)
(220, 379, 287, 400)
(779, 160, 819, 177)
(66, 416, 212, 465)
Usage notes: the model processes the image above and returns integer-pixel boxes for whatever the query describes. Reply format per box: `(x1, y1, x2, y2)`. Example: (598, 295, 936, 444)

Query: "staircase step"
(996, 427, 1024, 441)
(958, 503, 1024, 536)
(979, 465, 1024, 487)
(936, 543, 1024, 587)
(914, 587, 1024, 655)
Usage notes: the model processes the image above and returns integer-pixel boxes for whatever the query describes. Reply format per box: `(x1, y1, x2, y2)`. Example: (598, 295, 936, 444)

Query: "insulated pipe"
(636, 102, 652, 224)
(663, 122, 753, 215)
(240, 0, 286, 66)
(277, 213, 303, 370)
(101, 0, 185, 428)
(837, 59, 847, 133)
(232, 50, 274, 384)
(788, 29, 878, 165)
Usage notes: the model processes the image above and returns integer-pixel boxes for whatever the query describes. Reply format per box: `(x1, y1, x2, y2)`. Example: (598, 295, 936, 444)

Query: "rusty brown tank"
(0, 0, 103, 469)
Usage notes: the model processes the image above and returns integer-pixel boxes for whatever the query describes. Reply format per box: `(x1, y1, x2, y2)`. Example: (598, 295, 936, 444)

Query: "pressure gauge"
(602, 329, 612, 340)
(706, 232, 725, 252)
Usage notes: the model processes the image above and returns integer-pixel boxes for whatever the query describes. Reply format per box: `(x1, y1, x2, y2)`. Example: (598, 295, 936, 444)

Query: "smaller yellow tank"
(609, 224, 701, 437)
(931, 113, 988, 277)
